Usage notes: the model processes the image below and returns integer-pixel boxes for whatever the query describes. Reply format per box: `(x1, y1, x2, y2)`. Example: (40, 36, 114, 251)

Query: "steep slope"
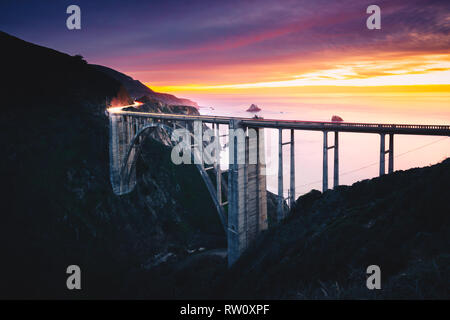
(106, 159, 449, 299)
(0, 31, 222, 298)
(216, 159, 450, 299)
(0, 32, 130, 108)
(93, 65, 198, 108)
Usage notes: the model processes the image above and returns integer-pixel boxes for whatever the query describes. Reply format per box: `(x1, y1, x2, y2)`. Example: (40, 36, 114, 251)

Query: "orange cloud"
(145, 53, 450, 93)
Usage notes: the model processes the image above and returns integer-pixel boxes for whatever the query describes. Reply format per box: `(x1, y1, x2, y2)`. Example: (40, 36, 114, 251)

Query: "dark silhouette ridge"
(92, 65, 198, 108)
(216, 159, 450, 299)
(0, 31, 130, 109)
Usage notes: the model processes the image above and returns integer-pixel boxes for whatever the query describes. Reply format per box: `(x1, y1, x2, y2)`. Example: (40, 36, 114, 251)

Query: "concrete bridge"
(107, 106, 450, 266)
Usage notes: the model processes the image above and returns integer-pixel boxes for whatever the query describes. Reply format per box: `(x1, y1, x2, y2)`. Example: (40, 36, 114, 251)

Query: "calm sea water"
(190, 93, 450, 197)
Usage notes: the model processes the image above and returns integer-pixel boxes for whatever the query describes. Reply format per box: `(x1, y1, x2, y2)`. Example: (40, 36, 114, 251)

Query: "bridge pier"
(277, 129, 296, 215)
(257, 129, 268, 231)
(228, 120, 267, 266)
(388, 133, 394, 174)
(379, 133, 385, 175)
(323, 131, 328, 191)
(334, 131, 339, 188)
(323, 131, 340, 191)
(380, 133, 394, 175)
(193, 120, 203, 165)
(277, 129, 284, 221)
(214, 123, 222, 206)
(289, 129, 296, 207)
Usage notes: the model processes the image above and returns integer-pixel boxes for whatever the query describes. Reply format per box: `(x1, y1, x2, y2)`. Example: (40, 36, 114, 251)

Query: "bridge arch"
(112, 119, 228, 232)
(109, 111, 269, 266)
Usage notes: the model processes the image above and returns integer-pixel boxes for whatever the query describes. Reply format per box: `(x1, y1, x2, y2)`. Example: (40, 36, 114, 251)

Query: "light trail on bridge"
(107, 105, 450, 136)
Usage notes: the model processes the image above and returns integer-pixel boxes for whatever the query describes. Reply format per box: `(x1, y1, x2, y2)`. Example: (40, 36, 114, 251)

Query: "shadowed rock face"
(134, 95, 200, 115)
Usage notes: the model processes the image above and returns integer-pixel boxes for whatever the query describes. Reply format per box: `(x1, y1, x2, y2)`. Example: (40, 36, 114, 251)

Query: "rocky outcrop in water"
(246, 104, 261, 112)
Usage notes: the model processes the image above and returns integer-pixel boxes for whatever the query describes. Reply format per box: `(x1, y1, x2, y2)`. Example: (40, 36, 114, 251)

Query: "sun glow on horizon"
(145, 54, 450, 95)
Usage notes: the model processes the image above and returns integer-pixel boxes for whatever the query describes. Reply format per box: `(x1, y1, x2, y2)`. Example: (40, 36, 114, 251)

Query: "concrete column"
(257, 128, 268, 233)
(323, 131, 328, 192)
(388, 133, 394, 174)
(277, 128, 284, 221)
(227, 120, 247, 267)
(227, 121, 267, 267)
(244, 135, 249, 248)
(214, 123, 222, 205)
(333, 131, 339, 188)
(228, 121, 239, 267)
(379, 133, 385, 176)
(193, 121, 203, 165)
(289, 129, 295, 207)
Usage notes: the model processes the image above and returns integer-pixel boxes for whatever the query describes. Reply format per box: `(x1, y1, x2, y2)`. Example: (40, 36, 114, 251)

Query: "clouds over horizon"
(1, 0, 449, 86)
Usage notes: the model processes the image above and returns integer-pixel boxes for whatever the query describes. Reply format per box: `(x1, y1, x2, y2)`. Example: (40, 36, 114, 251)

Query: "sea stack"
(246, 104, 261, 112)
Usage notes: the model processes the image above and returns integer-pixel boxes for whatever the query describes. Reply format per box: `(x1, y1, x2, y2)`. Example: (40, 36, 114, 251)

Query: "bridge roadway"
(108, 108, 450, 136)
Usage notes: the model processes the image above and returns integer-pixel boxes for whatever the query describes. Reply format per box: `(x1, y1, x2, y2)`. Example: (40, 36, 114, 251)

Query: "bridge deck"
(108, 108, 450, 136)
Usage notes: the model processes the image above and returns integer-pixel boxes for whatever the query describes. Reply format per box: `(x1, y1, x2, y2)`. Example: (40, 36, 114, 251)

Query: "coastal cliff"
(0, 31, 221, 298)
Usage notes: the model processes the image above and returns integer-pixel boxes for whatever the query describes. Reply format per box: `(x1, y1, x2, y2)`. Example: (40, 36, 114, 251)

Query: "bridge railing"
(110, 109, 450, 133)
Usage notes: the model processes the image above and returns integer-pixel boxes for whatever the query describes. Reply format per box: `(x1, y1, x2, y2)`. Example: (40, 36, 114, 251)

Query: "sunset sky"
(1, 0, 449, 193)
(1, 0, 449, 95)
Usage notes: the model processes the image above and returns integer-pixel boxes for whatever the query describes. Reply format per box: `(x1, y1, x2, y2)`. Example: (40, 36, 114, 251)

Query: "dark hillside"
(105, 159, 449, 299)
(0, 31, 129, 108)
(0, 31, 222, 298)
(216, 159, 450, 299)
